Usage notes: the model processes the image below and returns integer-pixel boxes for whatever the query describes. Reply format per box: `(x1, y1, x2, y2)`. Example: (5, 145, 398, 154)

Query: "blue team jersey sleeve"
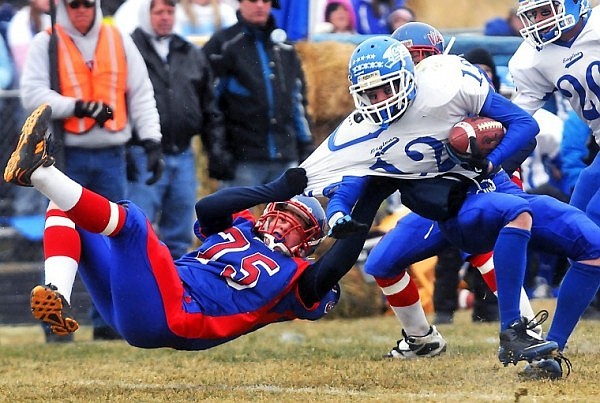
(325, 176, 370, 221)
(480, 91, 539, 169)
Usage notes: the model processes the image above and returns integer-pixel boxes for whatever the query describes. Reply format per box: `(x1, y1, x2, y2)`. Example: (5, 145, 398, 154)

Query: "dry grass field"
(1, 299, 599, 402)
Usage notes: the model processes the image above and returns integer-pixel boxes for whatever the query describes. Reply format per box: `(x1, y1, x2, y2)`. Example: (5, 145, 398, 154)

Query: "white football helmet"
(517, 0, 590, 49)
(348, 36, 416, 125)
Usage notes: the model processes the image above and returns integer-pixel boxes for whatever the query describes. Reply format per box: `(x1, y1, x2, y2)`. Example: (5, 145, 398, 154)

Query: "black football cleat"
(4, 103, 54, 187)
(498, 315, 558, 366)
(519, 352, 572, 380)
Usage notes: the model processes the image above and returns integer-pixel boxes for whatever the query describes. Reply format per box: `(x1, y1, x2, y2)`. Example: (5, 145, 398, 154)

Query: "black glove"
(281, 167, 308, 196)
(445, 137, 492, 175)
(125, 146, 139, 182)
(208, 150, 235, 181)
(142, 140, 165, 185)
(74, 100, 114, 128)
(327, 213, 369, 239)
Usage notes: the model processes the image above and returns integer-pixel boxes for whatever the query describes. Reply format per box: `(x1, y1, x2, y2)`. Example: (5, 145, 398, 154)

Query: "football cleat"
(498, 314, 558, 366)
(519, 352, 572, 380)
(3, 103, 54, 187)
(384, 325, 447, 359)
(31, 284, 79, 336)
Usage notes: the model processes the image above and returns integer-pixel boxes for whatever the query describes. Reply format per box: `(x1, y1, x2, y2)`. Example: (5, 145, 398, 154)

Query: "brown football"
(447, 116, 505, 156)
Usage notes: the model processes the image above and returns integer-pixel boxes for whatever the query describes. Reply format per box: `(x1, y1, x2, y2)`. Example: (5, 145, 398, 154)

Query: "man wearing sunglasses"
(19, 0, 162, 341)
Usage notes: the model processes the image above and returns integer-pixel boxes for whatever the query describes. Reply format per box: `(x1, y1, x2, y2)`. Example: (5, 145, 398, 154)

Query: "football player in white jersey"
(354, 22, 541, 361)
(508, 0, 600, 374)
(300, 35, 600, 379)
(511, 0, 599, 220)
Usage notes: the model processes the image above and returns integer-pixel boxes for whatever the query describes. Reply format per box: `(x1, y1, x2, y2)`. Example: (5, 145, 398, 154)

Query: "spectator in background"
(7, 0, 51, 77)
(387, 5, 414, 32)
(484, 7, 523, 37)
(203, 0, 314, 189)
(128, 0, 233, 259)
(20, 0, 163, 341)
(353, 0, 405, 34)
(174, 0, 237, 42)
(317, 0, 357, 34)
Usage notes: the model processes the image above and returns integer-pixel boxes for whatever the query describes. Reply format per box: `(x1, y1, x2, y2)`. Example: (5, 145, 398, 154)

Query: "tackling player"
(3, 104, 385, 350)
(300, 35, 600, 379)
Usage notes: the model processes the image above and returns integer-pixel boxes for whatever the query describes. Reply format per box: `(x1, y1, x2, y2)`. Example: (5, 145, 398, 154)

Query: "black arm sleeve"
(297, 177, 398, 306)
(195, 168, 308, 233)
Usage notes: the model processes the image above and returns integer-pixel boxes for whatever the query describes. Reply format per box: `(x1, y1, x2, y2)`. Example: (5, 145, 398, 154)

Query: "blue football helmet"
(516, 0, 590, 49)
(348, 36, 416, 125)
(391, 21, 445, 64)
(255, 196, 326, 258)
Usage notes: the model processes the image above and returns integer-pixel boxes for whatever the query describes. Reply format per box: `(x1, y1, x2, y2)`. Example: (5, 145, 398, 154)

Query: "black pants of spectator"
(433, 246, 498, 323)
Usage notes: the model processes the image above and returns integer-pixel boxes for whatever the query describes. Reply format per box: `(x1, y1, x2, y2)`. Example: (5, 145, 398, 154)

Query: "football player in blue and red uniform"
(3, 103, 383, 351)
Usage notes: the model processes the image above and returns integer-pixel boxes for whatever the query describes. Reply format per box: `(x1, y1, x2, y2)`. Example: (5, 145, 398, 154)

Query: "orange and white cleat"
(3, 103, 54, 187)
(30, 284, 79, 336)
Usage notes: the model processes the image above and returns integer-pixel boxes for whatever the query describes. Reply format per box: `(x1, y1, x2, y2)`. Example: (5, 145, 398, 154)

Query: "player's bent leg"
(30, 284, 79, 336)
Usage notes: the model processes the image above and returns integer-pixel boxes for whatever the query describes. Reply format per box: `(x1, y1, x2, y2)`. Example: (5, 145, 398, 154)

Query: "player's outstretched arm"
(195, 168, 308, 231)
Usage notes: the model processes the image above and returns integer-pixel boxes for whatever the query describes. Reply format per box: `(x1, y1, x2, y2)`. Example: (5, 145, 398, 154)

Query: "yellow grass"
(1, 300, 599, 402)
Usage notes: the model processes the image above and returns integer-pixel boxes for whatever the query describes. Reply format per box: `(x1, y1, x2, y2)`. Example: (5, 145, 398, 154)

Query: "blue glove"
(445, 137, 492, 175)
(327, 212, 369, 239)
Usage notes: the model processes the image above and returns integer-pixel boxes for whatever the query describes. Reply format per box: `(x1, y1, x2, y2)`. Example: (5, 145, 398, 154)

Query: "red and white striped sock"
(468, 251, 536, 324)
(33, 166, 127, 303)
(468, 251, 497, 292)
(375, 271, 430, 335)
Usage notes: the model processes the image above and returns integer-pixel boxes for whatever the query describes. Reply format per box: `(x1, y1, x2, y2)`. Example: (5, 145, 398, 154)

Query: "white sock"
(391, 300, 431, 336)
(44, 256, 78, 305)
(31, 165, 82, 211)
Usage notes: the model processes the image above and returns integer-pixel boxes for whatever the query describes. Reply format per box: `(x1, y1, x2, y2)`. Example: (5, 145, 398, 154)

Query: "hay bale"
(296, 41, 357, 145)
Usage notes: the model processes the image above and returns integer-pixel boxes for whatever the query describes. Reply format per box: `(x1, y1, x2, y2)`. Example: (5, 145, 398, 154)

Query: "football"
(447, 116, 505, 156)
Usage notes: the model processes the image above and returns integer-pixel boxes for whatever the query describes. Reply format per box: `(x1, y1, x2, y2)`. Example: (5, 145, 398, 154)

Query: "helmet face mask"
(348, 36, 416, 125)
(517, 0, 590, 49)
(255, 196, 325, 258)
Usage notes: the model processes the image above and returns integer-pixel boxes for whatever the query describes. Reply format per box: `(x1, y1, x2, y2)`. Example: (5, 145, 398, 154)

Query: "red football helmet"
(255, 196, 325, 258)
